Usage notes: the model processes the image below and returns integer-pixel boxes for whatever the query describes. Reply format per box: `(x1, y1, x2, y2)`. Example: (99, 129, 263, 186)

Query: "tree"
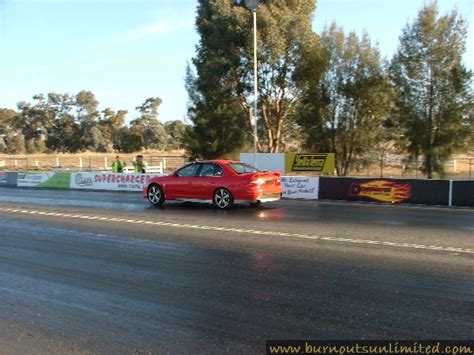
(239, 0, 317, 153)
(131, 97, 168, 150)
(389, 2, 473, 178)
(117, 127, 143, 153)
(0, 108, 16, 134)
(75, 90, 100, 151)
(186, 0, 317, 159)
(296, 24, 391, 176)
(4, 129, 26, 154)
(165, 120, 188, 150)
(99, 108, 128, 151)
(185, 1, 251, 159)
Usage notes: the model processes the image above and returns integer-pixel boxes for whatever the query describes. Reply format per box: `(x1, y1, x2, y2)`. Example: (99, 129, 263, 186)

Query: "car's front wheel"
(213, 188, 233, 209)
(147, 184, 165, 206)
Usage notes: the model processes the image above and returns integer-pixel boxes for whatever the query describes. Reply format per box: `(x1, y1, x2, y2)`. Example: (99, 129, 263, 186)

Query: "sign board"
(285, 153, 335, 174)
(281, 176, 319, 199)
(348, 179, 412, 203)
(17, 172, 71, 188)
(240, 153, 285, 172)
(71, 172, 161, 191)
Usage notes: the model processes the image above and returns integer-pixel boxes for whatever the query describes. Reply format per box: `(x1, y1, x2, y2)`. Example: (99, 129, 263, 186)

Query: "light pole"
(245, 0, 262, 168)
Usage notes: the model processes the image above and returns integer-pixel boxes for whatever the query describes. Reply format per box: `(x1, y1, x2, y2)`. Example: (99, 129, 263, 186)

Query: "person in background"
(112, 155, 126, 173)
(133, 154, 147, 173)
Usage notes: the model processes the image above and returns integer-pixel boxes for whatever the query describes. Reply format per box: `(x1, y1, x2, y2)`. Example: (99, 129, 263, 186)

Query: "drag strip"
(0, 187, 473, 354)
(0, 206, 472, 255)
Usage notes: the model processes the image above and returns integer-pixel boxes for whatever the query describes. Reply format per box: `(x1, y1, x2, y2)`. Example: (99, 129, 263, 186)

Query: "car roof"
(193, 159, 240, 164)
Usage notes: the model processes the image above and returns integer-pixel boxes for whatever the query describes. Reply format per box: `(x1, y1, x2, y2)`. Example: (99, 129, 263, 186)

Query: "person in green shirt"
(112, 155, 126, 173)
(133, 154, 147, 173)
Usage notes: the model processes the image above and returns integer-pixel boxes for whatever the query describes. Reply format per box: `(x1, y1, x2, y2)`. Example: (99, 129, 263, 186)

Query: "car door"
(193, 163, 225, 200)
(167, 163, 201, 199)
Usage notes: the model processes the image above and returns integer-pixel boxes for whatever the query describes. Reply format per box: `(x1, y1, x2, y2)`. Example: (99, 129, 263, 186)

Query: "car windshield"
(227, 162, 260, 174)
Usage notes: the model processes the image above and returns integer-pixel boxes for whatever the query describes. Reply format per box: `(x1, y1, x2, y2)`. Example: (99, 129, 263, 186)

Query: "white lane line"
(0, 207, 473, 255)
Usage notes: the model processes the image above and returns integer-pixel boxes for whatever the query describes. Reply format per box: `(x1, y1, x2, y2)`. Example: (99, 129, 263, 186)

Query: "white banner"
(17, 172, 51, 187)
(71, 172, 161, 191)
(281, 176, 319, 199)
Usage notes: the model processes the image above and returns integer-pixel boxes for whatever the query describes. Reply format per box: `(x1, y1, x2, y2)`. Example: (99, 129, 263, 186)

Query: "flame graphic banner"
(349, 180, 412, 203)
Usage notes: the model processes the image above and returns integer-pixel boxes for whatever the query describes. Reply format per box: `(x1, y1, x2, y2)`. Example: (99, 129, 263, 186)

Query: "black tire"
(147, 184, 165, 206)
(250, 201, 262, 208)
(213, 188, 233, 210)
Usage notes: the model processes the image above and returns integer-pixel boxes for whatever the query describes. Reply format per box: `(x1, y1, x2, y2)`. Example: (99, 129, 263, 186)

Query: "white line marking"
(0, 207, 472, 255)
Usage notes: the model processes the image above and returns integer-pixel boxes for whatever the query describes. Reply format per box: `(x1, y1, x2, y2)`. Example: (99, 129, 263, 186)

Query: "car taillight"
(249, 178, 265, 186)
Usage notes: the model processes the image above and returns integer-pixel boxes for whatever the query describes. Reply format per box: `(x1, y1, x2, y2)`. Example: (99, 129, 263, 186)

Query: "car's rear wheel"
(213, 188, 233, 209)
(148, 184, 165, 206)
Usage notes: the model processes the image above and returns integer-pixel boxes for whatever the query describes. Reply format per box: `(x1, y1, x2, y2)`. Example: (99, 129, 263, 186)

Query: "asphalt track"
(0, 187, 472, 354)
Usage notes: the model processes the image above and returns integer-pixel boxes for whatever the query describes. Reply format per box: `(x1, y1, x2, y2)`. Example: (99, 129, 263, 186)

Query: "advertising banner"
(17, 172, 71, 189)
(284, 153, 335, 174)
(0, 172, 18, 186)
(0, 172, 8, 185)
(319, 177, 449, 205)
(282, 176, 319, 199)
(71, 172, 161, 191)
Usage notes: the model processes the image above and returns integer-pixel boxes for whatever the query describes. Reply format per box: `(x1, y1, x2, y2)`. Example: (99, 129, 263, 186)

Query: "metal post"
(252, 8, 258, 168)
(448, 180, 453, 207)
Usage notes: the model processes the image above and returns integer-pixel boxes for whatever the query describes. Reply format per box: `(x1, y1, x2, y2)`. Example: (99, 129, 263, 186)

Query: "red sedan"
(143, 159, 282, 209)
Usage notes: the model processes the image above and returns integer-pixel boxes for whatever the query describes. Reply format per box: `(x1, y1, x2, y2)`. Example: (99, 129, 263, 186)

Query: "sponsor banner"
(0, 172, 7, 184)
(285, 153, 335, 174)
(71, 172, 161, 191)
(320, 177, 449, 205)
(17, 172, 71, 188)
(282, 176, 319, 199)
(1, 172, 18, 186)
(349, 179, 412, 203)
(17, 172, 48, 187)
(452, 181, 474, 207)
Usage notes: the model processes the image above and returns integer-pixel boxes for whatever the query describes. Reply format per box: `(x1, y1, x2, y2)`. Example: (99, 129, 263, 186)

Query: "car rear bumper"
(235, 193, 282, 204)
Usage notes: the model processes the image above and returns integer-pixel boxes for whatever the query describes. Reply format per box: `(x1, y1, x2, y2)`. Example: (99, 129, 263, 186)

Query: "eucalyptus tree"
(74, 90, 101, 151)
(0, 108, 22, 153)
(389, 2, 473, 178)
(165, 120, 188, 150)
(130, 97, 168, 150)
(185, 0, 250, 159)
(186, 0, 317, 158)
(99, 108, 128, 151)
(296, 24, 391, 176)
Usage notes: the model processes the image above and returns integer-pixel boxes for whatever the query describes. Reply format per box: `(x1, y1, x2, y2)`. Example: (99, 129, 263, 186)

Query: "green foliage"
(296, 24, 391, 176)
(117, 127, 143, 153)
(186, 0, 317, 158)
(389, 2, 473, 178)
(185, 1, 250, 159)
(1, 93, 167, 154)
(130, 97, 168, 150)
(165, 120, 189, 150)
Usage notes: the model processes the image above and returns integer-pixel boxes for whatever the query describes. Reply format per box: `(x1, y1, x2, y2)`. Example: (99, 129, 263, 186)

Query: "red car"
(143, 159, 282, 209)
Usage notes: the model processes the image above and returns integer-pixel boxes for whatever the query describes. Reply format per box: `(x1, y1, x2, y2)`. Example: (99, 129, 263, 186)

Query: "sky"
(0, 0, 472, 124)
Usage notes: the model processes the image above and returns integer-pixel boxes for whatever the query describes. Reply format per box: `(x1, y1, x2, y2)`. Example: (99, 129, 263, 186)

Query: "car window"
(227, 162, 260, 174)
(199, 163, 224, 177)
(176, 163, 201, 177)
